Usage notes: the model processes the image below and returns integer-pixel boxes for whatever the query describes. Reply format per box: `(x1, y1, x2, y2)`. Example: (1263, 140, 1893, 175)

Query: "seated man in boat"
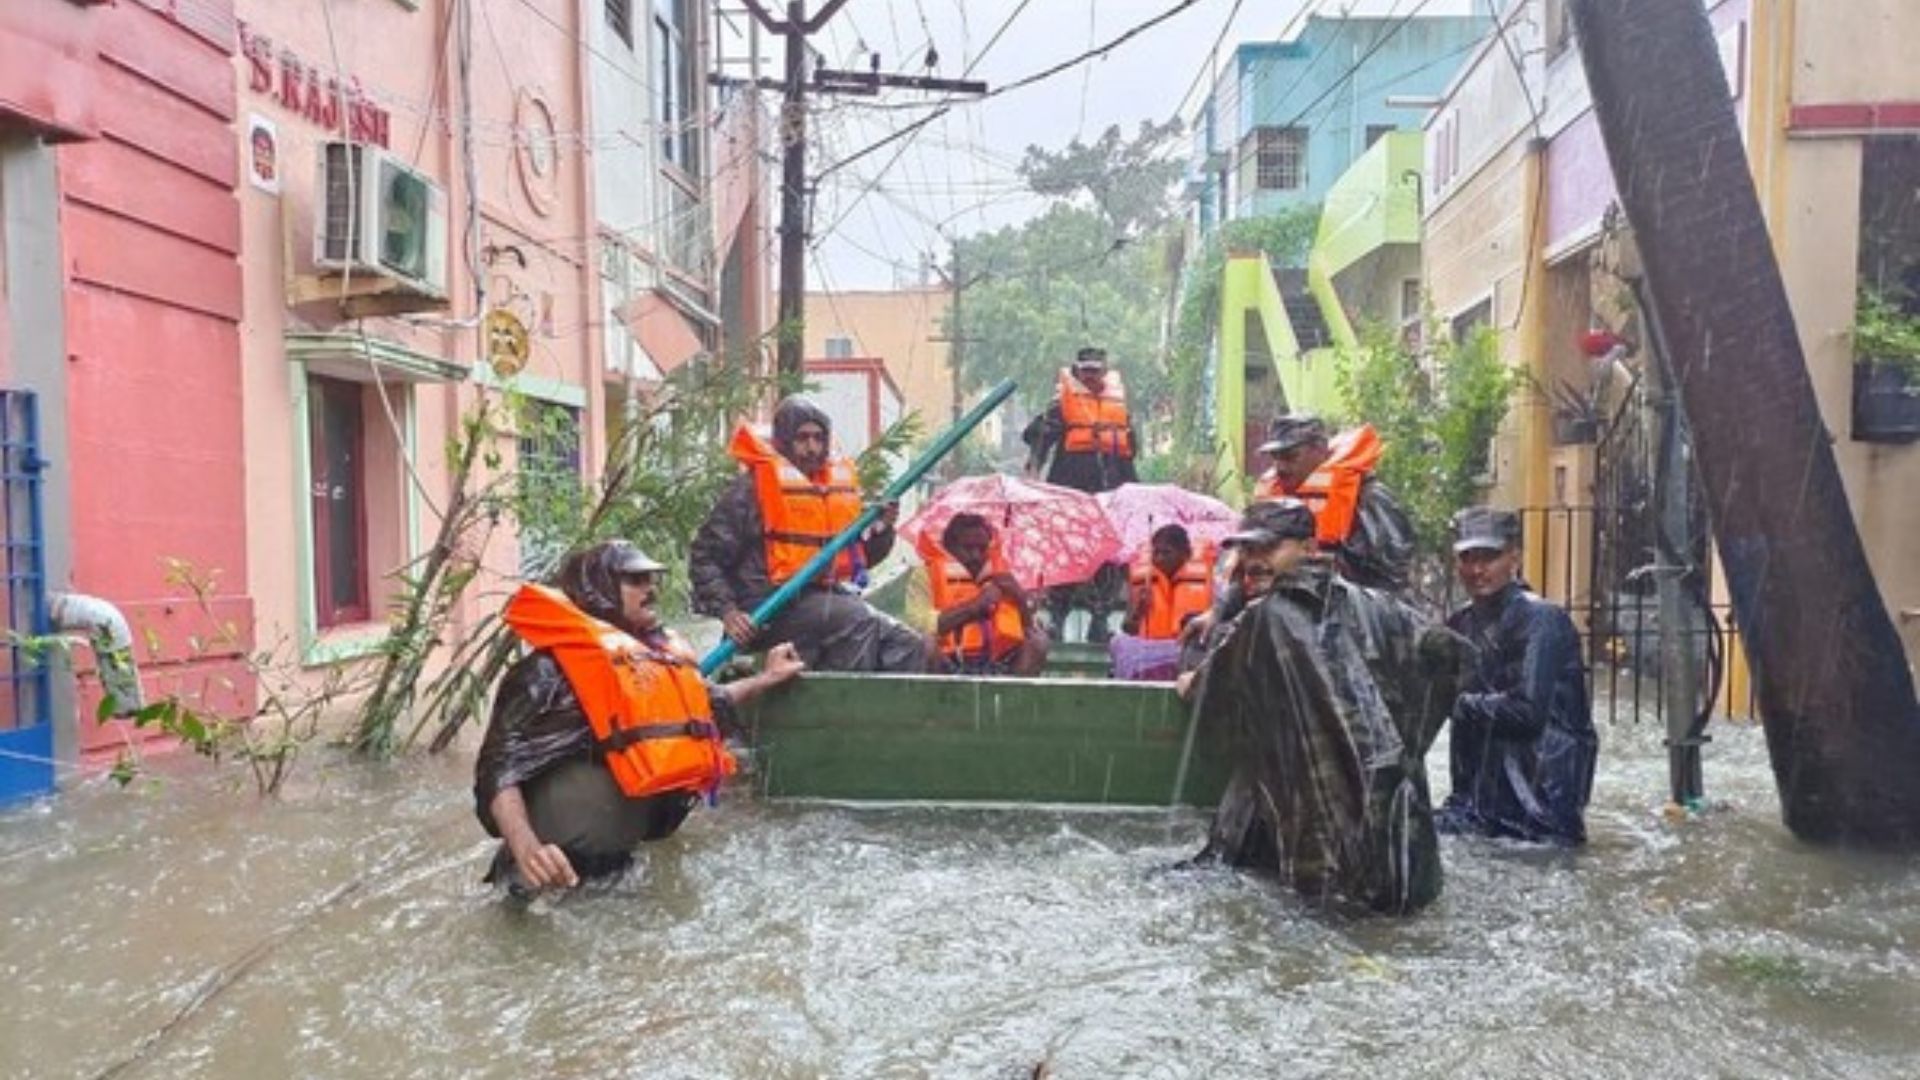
(913, 513, 1048, 676)
(689, 395, 931, 673)
(474, 541, 805, 895)
(1109, 524, 1213, 681)
(1253, 414, 1414, 593)
(1438, 507, 1598, 846)
(1182, 499, 1469, 915)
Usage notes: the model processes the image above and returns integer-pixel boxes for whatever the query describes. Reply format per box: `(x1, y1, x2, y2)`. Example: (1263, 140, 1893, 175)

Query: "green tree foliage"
(952, 205, 1171, 419)
(1019, 119, 1187, 236)
(1166, 209, 1323, 468)
(1334, 322, 1515, 555)
(950, 122, 1190, 445)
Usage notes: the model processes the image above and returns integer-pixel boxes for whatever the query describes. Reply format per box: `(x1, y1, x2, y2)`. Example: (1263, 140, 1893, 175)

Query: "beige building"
(804, 287, 953, 428)
(1423, 0, 1920, 669)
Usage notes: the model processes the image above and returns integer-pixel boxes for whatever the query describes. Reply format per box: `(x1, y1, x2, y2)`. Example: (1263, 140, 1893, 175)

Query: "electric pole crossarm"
(814, 68, 990, 95)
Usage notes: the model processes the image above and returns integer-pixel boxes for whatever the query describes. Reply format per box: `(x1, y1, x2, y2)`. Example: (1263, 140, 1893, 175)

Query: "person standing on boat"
(1180, 500, 1467, 915)
(690, 395, 931, 673)
(1253, 414, 1414, 593)
(1021, 346, 1138, 643)
(475, 541, 805, 895)
(1439, 507, 1598, 846)
(913, 513, 1049, 676)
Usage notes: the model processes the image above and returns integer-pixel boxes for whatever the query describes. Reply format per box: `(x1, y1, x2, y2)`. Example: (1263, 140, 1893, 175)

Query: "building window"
(1366, 124, 1397, 150)
(1400, 279, 1423, 325)
(308, 375, 369, 627)
(516, 402, 583, 577)
(655, 0, 698, 175)
(607, 0, 633, 47)
(824, 335, 854, 359)
(1253, 126, 1306, 191)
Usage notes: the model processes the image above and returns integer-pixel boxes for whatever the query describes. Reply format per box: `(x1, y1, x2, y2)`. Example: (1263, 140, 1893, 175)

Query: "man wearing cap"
(1440, 507, 1598, 846)
(1021, 346, 1139, 642)
(689, 395, 931, 673)
(1180, 498, 1466, 914)
(1254, 413, 1414, 593)
(476, 540, 807, 895)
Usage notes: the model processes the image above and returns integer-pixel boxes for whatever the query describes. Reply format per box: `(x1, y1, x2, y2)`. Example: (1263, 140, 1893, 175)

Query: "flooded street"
(4, 718, 1918, 1079)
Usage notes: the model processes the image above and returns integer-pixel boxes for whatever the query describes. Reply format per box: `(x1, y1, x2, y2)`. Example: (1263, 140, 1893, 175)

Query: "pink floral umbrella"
(1096, 483, 1241, 559)
(899, 473, 1122, 590)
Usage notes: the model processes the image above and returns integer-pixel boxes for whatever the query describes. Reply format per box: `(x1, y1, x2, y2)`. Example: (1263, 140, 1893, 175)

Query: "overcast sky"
(752, 0, 1486, 290)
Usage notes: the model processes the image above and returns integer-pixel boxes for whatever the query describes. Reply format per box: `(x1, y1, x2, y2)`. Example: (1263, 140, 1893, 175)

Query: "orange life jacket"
(729, 424, 864, 586)
(917, 531, 1026, 662)
(1057, 368, 1133, 456)
(1255, 424, 1383, 549)
(503, 583, 736, 800)
(1129, 542, 1215, 640)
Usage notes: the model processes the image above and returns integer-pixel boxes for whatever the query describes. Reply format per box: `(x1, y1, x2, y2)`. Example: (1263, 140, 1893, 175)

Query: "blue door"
(0, 390, 51, 806)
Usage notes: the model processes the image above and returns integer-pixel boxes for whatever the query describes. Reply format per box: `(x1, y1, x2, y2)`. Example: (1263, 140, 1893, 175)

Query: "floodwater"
(3, 719, 1918, 1079)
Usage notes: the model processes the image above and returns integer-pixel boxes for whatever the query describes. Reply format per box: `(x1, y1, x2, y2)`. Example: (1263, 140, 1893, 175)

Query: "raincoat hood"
(552, 540, 657, 633)
(771, 395, 833, 460)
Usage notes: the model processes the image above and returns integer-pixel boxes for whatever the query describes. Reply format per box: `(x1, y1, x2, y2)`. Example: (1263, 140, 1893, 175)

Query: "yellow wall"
(803, 288, 953, 428)
(1421, 134, 1538, 512)
(1758, 0, 1920, 661)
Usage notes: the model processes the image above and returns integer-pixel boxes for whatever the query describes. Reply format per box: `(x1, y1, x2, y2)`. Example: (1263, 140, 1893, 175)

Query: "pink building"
(2, 0, 250, 788)
(231, 0, 601, 695)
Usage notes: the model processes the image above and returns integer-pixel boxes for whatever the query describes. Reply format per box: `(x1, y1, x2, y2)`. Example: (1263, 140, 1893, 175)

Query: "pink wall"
(58, 0, 253, 750)
(1545, 0, 1750, 255)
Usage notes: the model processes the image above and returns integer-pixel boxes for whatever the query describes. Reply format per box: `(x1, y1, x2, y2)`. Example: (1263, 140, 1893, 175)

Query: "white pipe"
(50, 592, 144, 715)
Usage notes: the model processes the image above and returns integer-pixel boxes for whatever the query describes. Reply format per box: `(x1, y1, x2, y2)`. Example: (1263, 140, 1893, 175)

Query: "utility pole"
(736, 2, 986, 376)
(927, 243, 989, 421)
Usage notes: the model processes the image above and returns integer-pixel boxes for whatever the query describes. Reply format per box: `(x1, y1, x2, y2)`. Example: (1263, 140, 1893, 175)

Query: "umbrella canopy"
(1097, 483, 1241, 557)
(900, 473, 1122, 590)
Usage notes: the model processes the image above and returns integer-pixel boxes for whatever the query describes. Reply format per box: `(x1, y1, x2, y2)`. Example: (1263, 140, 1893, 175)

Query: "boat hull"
(739, 673, 1227, 807)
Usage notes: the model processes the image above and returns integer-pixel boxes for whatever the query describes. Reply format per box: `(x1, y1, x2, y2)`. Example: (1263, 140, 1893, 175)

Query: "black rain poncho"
(1190, 562, 1471, 914)
(1440, 582, 1598, 846)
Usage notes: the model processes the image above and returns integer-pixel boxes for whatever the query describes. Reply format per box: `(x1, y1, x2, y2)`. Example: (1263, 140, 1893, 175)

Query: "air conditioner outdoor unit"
(313, 142, 449, 299)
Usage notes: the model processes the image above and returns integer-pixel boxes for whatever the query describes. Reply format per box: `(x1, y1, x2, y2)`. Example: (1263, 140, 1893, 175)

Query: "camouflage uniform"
(1188, 560, 1470, 914)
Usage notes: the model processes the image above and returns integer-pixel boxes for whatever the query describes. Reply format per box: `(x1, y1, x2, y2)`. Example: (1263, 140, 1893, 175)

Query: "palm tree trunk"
(1571, 0, 1920, 847)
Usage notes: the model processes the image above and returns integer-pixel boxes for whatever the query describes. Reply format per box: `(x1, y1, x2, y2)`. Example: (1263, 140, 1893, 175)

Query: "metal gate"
(0, 390, 52, 806)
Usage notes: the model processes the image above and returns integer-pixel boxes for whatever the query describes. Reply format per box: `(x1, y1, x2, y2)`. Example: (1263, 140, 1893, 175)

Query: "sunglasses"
(619, 570, 660, 587)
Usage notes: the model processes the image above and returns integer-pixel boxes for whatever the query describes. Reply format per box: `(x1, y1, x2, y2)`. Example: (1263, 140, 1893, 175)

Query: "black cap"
(1072, 346, 1108, 369)
(1223, 498, 1316, 548)
(1257, 414, 1328, 456)
(609, 541, 668, 575)
(1452, 506, 1523, 553)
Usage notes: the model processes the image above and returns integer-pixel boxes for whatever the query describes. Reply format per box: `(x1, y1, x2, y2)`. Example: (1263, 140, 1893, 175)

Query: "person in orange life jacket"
(1254, 414, 1414, 593)
(474, 541, 805, 894)
(1022, 346, 1138, 643)
(689, 396, 931, 673)
(1122, 524, 1215, 640)
(919, 513, 1049, 676)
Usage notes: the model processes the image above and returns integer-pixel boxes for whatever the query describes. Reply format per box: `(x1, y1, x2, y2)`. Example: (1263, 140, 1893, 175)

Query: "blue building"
(1189, 7, 1488, 243)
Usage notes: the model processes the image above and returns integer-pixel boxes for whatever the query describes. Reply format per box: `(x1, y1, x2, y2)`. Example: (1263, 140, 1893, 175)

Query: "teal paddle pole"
(699, 378, 1017, 676)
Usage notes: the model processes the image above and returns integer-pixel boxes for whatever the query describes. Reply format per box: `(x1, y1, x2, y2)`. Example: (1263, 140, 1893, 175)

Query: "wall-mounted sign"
(238, 21, 392, 149)
(485, 308, 531, 377)
(246, 113, 280, 194)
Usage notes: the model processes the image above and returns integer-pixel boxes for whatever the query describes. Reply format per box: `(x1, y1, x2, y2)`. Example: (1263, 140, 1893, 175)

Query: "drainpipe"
(50, 592, 144, 715)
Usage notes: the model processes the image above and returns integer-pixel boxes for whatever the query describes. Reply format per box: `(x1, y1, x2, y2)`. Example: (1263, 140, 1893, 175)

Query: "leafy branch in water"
(354, 355, 796, 757)
(1333, 320, 1515, 559)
